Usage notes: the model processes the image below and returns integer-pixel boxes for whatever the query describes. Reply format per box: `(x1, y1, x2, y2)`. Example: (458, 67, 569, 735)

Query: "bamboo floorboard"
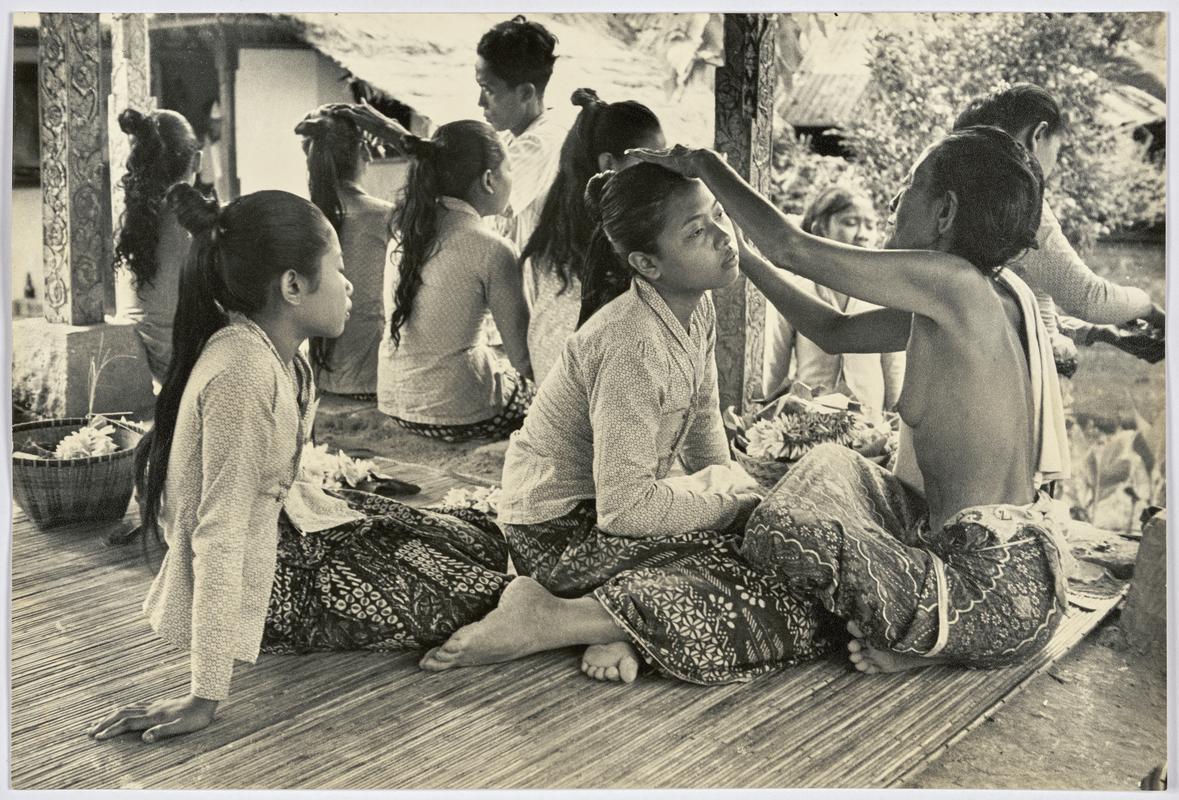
(9, 459, 1123, 790)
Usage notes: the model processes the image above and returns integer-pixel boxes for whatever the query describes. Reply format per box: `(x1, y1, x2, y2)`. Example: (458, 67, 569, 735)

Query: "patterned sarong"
(262, 491, 511, 653)
(388, 370, 536, 443)
(503, 503, 835, 684)
(741, 443, 1065, 668)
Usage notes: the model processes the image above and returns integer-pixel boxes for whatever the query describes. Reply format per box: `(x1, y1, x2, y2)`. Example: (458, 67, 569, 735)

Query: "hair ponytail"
(575, 163, 695, 327)
(522, 89, 662, 292)
(388, 120, 503, 347)
(136, 186, 335, 551)
(114, 108, 199, 292)
(296, 109, 365, 373)
(136, 184, 227, 547)
(577, 170, 631, 327)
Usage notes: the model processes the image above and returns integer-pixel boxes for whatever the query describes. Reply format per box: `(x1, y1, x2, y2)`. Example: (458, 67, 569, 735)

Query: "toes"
(847, 620, 864, 639)
(619, 658, 639, 684)
(847, 639, 864, 654)
(605, 665, 620, 682)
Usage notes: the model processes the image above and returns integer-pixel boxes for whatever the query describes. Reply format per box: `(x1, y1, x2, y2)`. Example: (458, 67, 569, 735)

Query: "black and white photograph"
(4, 6, 1171, 794)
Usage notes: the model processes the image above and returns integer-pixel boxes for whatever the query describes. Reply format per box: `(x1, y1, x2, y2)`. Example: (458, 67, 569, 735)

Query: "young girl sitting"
(632, 127, 1072, 674)
(113, 108, 201, 390)
(88, 186, 510, 744)
(520, 88, 664, 383)
(295, 106, 393, 399)
(762, 185, 905, 413)
(374, 118, 534, 442)
(419, 163, 830, 684)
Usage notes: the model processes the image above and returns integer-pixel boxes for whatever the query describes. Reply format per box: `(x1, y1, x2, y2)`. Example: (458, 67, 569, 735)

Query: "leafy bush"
(774, 12, 1165, 250)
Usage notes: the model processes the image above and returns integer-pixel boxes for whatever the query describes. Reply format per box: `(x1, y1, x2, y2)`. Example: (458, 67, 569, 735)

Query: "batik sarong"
(741, 443, 1067, 668)
(388, 370, 536, 444)
(262, 491, 511, 653)
(503, 503, 835, 684)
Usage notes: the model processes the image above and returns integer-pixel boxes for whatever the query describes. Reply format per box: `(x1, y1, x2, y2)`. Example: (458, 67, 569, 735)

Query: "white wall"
(233, 48, 353, 198)
(11, 187, 44, 303)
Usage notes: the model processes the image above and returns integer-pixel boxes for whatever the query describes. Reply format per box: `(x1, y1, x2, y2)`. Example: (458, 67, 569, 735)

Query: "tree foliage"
(774, 12, 1165, 251)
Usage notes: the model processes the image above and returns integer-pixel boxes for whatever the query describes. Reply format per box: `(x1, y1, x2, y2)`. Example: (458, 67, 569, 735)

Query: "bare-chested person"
(632, 125, 1072, 674)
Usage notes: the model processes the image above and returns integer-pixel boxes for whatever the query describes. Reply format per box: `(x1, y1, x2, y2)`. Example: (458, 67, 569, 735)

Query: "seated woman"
(113, 108, 201, 391)
(371, 117, 534, 442)
(762, 185, 905, 413)
(419, 163, 831, 684)
(520, 88, 664, 383)
(89, 186, 510, 743)
(295, 106, 393, 400)
(632, 127, 1072, 673)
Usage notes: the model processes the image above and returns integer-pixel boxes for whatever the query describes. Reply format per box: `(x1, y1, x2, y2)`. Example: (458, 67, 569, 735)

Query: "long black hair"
(113, 108, 199, 292)
(295, 109, 365, 371)
(135, 186, 335, 547)
(520, 88, 662, 292)
(577, 162, 696, 327)
(387, 120, 504, 347)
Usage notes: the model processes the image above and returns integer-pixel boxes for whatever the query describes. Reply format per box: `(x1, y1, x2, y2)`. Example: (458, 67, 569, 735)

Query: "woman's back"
(377, 198, 517, 423)
(123, 209, 191, 384)
(316, 186, 392, 395)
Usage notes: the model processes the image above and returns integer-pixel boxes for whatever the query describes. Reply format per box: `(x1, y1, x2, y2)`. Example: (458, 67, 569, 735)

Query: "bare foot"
(581, 642, 640, 684)
(846, 620, 941, 674)
(419, 577, 561, 672)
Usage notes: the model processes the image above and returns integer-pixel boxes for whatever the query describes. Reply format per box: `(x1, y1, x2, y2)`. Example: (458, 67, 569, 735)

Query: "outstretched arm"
(739, 233, 913, 354)
(631, 147, 978, 328)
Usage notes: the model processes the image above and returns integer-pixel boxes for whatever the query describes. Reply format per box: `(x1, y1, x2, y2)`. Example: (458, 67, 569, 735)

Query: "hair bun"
(294, 116, 325, 138)
(402, 134, 437, 159)
(166, 184, 220, 237)
(583, 170, 616, 224)
(570, 88, 602, 109)
(118, 107, 153, 138)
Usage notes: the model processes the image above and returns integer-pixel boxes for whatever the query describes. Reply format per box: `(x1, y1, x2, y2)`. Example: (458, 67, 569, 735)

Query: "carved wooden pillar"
(713, 13, 776, 413)
(37, 13, 112, 325)
(109, 13, 153, 249)
(202, 23, 239, 200)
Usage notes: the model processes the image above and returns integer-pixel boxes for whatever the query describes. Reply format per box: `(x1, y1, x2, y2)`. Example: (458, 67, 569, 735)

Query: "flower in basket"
(745, 418, 787, 459)
(53, 422, 119, 459)
(726, 381, 897, 468)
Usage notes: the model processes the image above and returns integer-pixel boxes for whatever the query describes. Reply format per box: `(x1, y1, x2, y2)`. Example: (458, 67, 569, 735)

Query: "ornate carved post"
(15, 13, 155, 419)
(109, 13, 153, 250)
(37, 13, 111, 325)
(109, 13, 153, 315)
(713, 13, 776, 413)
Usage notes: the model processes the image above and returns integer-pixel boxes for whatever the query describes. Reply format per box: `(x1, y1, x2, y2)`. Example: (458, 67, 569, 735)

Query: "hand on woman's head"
(625, 144, 715, 178)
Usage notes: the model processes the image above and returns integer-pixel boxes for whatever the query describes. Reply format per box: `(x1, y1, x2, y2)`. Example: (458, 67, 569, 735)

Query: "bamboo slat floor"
(9, 459, 1125, 790)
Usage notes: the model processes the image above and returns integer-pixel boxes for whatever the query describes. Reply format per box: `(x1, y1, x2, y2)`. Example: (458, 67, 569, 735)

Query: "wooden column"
(108, 13, 153, 250)
(38, 13, 112, 325)
(713, 13, 776, 413)
(202, 23, 239, 201)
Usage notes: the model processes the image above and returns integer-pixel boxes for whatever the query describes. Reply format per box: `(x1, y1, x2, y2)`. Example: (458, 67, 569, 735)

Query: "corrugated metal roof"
(784, 72, 872, 128)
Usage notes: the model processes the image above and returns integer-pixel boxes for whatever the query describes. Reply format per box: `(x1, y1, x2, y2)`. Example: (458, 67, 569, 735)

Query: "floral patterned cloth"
(503, 502, 836, 685)
(742, 443, 1065, 668)
(262, 490, 511, 654)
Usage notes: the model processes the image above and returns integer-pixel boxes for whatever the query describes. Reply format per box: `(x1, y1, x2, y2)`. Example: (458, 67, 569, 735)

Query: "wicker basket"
(12, 418, 144, 527)
(731, 444, 793, 490)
